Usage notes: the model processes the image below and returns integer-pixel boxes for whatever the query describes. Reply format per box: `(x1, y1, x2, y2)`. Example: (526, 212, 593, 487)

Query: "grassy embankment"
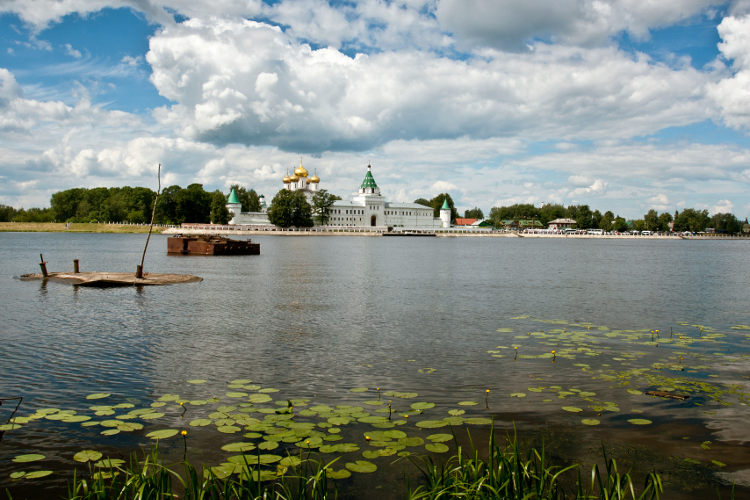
(0, 222, 164, 234)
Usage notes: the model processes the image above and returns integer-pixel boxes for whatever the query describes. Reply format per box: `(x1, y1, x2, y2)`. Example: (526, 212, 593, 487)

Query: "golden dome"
(290, 172, 300, 182)
(282, 170, 291, 183)
(294, 160, 308, 178)
(309, 170, 320, 183)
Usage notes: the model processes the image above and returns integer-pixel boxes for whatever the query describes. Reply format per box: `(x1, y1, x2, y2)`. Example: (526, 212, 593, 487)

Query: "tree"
(230, 184, 262, 212)
(414, 198, 431, 207)
(644, 209, 659, 232)
(613, 216, 629, 232)
(710, 213, 742, 234)
(599, 211, 615, 231)
(430, 193, 458, 222)
(673, 208, 709, 233)
(155, 185, 182, 224)
(657, 212, 673, 232)
(311, 189, 339, 225)
(210, 190, 231, 224)
(175, 184, 211, 224)
(267, 190, 313, 228)
(539, 204, 566, 225)
(0, 204, 17, 222)
(464, 207, 484, 219)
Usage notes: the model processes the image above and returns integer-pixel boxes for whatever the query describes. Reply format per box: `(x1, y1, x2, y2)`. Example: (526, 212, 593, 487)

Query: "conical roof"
(228, 187, 240, 204)
(360, 165, 378, 190)
(441, 198, 450, 210)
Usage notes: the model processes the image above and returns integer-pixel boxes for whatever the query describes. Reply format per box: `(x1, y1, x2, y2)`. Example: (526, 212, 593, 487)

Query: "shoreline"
(2, 222, 747, 240)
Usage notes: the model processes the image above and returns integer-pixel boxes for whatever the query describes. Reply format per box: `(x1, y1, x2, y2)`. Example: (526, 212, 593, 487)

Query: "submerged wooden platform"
(21, 271, 202, 287)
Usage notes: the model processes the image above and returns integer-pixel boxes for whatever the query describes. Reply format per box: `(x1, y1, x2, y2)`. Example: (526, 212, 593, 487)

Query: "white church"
(226, 161, 450, 230)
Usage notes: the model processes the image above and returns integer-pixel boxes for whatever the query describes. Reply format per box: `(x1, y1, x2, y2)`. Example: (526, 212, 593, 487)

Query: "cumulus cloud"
(712, 199, 734, 213)
(436, 0, 719, 51)
(708, 14, 750, 130)
(146, 17, 710, 153)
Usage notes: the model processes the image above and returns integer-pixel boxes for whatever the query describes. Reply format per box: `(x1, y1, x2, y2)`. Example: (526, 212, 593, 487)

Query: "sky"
(1, 0, 750, 219)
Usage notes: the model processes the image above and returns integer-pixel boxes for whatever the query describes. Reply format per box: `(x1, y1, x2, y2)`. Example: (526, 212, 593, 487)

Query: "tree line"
(1, 186, 746, 234)
(0, 184, 259, 225)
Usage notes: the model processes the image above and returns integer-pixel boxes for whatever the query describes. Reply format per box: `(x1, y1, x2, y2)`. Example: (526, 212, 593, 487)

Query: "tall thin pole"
(137, 164, 161, 278)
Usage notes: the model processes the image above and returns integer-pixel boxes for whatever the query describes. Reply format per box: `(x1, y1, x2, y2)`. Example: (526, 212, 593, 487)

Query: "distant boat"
(167, 235, 260, 255)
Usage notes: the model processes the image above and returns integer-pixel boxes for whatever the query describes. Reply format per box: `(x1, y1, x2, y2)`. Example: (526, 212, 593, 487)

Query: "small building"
(455, 218, 478, 226)
(502, 219, 543, 231)
(547, 218, 576, 230)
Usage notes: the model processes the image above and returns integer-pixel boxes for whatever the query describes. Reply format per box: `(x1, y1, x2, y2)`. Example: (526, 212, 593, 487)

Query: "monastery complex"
(227, 162, 450, 230)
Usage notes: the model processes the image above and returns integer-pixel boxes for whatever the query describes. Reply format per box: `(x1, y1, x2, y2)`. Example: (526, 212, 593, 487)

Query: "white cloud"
(708, 14, 750, 130)
(145, 18, 711, 153)
(647, 193, 670, 211)
(64, 43, 81, 58)
(436, 0, 719, 50)
(712, 199, 734, 214)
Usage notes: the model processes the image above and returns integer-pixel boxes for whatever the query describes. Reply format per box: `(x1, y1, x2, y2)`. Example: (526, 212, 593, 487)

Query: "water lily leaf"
(628, 418, 652, 425)
(464, 417, 492, 425)
(187, 379, 206, 384)
(217, 425, 241, 434)
(189, 418, 212, 427)
(226, 392, 248, 398)
(427, 433, 453, 443)
(10, 471, 26, 479)
(448, 409, 465, 416)
(510, 392, 526, 398)
(62, 415, 92, 423)
(416, 420, 447, 429)
(562, 406, 583, 413)
(221, 442, 256, 452)
(457, 401, 478, 406)
(116, 422, 143, 432)
(259, 388, 279, 393)
(326, 468, 351, 479)
(258, 441, 279, 450)
(85, 393, 111, 400)
(74, 450, 103, 463)
(140, 412, 165, 420)
(398, 437, 425, 447)
(13, 454, 45, 463)
(425, 443, 450, 453)
(146, 429, 179, 440)
(95, 458, 125, 468)
(249, 394, 272, 404)
(410, 402, 435, 411)
(24, 470, 53, 479)
(349, 387, 369, 393)
(230, 379, 252, 385)
(345, 460, 377, 473)
(0, 423, 22, 431)
(101, 429, 120, 436)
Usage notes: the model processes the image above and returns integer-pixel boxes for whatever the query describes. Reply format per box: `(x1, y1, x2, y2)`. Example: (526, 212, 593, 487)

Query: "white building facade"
(227, 162, 445, 230)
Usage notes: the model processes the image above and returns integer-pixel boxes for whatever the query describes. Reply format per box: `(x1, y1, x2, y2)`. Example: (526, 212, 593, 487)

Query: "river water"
(1, 232, 749, 498)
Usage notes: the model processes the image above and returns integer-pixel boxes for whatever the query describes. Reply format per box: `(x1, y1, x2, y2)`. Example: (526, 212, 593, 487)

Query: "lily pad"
(410, 402, 436, 411)
(74, 450, 103, 463)
(189, 418, 212, 427)
(326, 468, 352, 479)
(427, 433, 453, 443)
(627, 418, 652, 425)
(24, 470, 53, 479)
(425, 443, 450, 453)
(349, 387, 369, 393)
(345, 460, 377, 473)
(85, 393, 111, 400)
(562, 406, 583, 413)
(12, 454, 45, 463)
(187, 379, 207, 384)
(146, 429, 179, 440)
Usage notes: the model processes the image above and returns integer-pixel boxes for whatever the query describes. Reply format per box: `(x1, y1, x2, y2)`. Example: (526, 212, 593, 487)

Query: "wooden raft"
(21, 271, 202, 287)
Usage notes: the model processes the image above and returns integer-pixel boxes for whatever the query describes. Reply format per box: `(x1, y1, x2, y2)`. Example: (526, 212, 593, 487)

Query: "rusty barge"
(167, 235, 260, 256)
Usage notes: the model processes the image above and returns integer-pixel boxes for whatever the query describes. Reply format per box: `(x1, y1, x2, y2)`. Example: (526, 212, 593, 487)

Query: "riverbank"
(2, 222, 747, 239)
(0, 222, 169, 233)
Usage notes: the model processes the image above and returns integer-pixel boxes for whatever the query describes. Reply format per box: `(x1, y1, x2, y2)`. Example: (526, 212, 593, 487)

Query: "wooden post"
(39, 253, 48, 277)
(136, 265, 143, 279)
(137, 164, 161, 278)
(73, 259, 79, 273)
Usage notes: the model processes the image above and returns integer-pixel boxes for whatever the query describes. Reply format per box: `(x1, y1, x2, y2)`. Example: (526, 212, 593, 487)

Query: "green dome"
(360, 165, 378, 190)
(227, 188, 240, 204)
(441, 198, 450, 210)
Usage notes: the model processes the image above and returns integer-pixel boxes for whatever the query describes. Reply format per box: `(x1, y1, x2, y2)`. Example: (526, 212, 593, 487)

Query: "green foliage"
(5, 207, 55, 222)
(464, 207, 484, 219)
(267, 190, 313, 228)
(230, 184, 262, 213)
(673, 209, 710, 233)
(710, 213, 742, 234)
(311, 189, 339, 225)
(429, 193, 458, 222)
(408, 428, 663, 500)
(210, 190, 231, 224)
(413, 198, 431, 207)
